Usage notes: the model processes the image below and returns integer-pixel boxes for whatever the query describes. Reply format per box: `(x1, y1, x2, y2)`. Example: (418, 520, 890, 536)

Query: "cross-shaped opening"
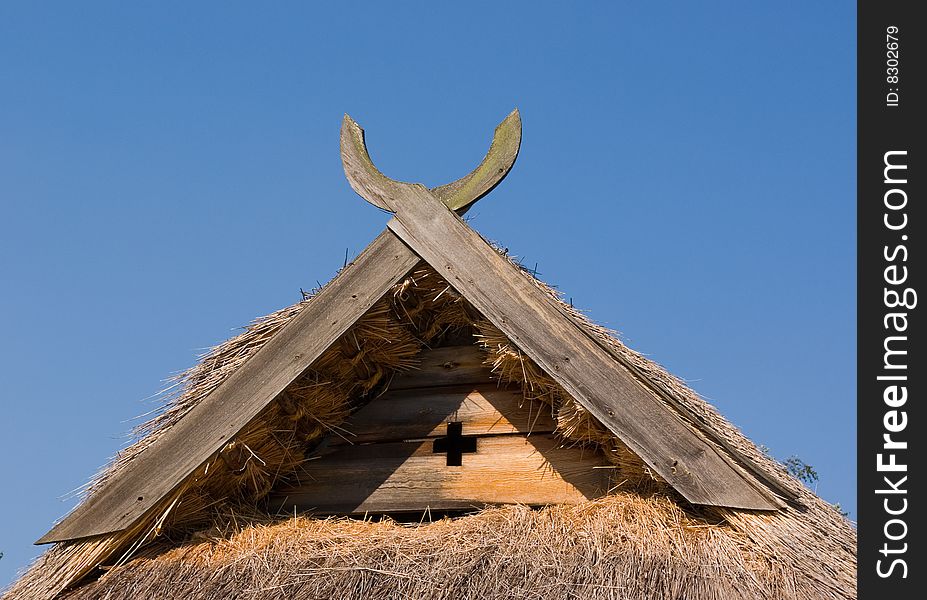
(432, 421, 477, 466)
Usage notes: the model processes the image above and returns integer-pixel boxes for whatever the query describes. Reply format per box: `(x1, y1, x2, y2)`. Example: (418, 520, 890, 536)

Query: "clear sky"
(0, 1, 855, 586)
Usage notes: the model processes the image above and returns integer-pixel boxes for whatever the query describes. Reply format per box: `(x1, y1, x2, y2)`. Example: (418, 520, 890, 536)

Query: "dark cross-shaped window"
(432, 421, 477, 466)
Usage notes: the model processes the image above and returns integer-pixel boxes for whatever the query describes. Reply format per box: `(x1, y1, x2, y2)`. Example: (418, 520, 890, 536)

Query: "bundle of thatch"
(4, 259, 856, 600)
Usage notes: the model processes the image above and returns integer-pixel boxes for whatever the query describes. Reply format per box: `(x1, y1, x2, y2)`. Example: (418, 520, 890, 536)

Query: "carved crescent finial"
(341, 109, 521, 213)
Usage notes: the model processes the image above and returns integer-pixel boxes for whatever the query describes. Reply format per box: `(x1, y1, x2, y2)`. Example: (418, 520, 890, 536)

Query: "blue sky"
(0, 1, 855, 586)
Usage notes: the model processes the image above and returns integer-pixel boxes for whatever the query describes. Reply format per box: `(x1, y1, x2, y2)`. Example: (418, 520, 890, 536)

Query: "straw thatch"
(56, 494, 831, 600)
(5, 255, 856, 600)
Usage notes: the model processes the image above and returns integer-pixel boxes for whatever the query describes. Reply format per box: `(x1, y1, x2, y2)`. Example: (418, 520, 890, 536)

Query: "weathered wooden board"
(370, 187, 782, 510)
(271, 434, 610, 514)
(388, 345, 490, 390)
(39, 229, 422, 544)
(332, 384, 555, 445)
(579, 334, 800, 502)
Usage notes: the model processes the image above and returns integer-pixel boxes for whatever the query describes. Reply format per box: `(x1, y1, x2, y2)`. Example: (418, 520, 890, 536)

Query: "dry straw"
(58, 494, 826, 600)
(5, 259, 855, 600)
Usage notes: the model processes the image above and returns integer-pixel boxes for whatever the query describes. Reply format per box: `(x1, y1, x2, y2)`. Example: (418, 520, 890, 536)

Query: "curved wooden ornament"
(341, 109, 521, 212)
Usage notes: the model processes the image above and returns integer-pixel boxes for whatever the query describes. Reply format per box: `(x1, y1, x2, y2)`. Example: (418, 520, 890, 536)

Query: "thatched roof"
(54, 495, 843, 600)
(5, 258, 856, 600)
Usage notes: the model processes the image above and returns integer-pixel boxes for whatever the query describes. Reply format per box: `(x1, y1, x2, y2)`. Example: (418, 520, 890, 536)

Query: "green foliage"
(760, 445, 849, 517)
(783, 455, 819, 486)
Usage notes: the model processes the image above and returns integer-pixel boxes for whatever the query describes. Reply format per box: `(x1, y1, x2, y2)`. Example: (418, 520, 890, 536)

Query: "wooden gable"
(39, 109, 789, 550)
(271, 346, 609, 515)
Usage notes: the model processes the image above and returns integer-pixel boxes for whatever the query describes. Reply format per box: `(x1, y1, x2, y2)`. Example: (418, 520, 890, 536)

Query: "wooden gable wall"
(270, 345, 611, 515)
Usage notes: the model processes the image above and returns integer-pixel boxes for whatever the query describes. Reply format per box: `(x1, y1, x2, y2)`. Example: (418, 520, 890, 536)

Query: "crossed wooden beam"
(40, 110, 789, 545)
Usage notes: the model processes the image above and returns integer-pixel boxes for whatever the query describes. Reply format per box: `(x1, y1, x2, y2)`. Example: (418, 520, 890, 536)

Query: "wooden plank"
(576, 336, 801, 502)
(377, 188, 782, 510)
(271, 434, 609, 514)
(388, 345, 490, 390)
(331, 384, 555, 445)
(38, 229, 422, 544)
